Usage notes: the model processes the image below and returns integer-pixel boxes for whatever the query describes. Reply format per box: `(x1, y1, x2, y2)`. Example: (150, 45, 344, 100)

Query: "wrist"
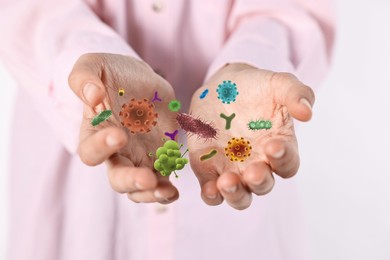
(206, 62, 258, 85)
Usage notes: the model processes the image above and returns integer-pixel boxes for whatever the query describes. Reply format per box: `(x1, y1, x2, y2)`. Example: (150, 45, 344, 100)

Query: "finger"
(78, 126, 128, 166)
(127, 181, 179, 203)
(272, 72, 315, 121)
(189, 154, 221, 203)
(217, 173, 252, 210)
(264, 139, 300, 179)
(242, 161, 275, 195)
(106, 155, 158, 193)
(200, 180, 223, 206)
(68, 53, 106, 107)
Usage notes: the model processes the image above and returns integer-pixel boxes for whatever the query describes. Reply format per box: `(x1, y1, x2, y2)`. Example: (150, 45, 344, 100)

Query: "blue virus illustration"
(216, 80, 239, 104)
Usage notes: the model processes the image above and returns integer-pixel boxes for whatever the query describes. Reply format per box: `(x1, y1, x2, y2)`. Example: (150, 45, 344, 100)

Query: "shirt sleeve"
(0, 0, 140, 153)
(205, 0, 336, 87)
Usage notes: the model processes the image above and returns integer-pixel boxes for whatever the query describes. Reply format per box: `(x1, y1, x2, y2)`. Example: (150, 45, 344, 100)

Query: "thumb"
(68, 53, 106, 108)
(272, 72, 315, 122)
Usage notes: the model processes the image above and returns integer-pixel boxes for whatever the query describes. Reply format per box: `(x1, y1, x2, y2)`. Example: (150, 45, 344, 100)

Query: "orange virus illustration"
(224, 137, 252, 162)
(119, 98, 158, 134)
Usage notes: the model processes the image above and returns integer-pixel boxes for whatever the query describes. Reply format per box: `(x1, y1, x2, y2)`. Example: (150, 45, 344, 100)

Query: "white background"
(1, 0, 390, 259)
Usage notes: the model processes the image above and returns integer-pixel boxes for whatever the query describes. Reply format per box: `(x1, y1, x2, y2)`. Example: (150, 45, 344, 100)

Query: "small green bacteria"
(91, 110, 112, 127)
(153, 139, 189, 178)
(168, 100, 181, 112)
(200, 149, 217, 161)
(220, 113, 235, 130)
(248, 120, 272, 130)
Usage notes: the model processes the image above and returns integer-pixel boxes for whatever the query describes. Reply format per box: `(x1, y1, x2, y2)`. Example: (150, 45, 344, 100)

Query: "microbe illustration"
(168, 100, 181, 112)
(119, 98, 158, 134)
(224, 137, 252, 162)
(164, 129, 179, 140)
(176, 113, 217, 140)
(199, 89, 209, 99)
(248, 120, 272, 131)
(152, 91, 162, 102)
(91, 110, 112, 127)
(153, 139, 189, 178)
(220, 113, 236, 130)
(216, 80, 239, 104)
(200, 149, 217, 161)
(118, 88, 125, 96)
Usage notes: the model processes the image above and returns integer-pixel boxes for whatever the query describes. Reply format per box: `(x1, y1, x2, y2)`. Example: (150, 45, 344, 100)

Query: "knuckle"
(281, 163, 300, 179)
(231, 201, 251, 211)
(79, 153, 98, 167)
(306, 86, 316, 102)
(79, 53, 98, 62)
(126, 193, 141, 203)
(253, 180, 275, 196)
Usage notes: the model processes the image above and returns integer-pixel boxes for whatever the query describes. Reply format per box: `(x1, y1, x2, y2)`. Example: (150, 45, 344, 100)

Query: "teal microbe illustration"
(91, 110, 112, 127)
(216, 80, 239, 104)
(168, 100, 182, 112)
(153, 139, 189, 178)
(248, 120, 272, 130)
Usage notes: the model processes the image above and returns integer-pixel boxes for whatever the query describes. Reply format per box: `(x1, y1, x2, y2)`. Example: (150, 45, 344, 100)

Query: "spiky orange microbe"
(224, 137, 252, 162)
(119, 98, 158, 134)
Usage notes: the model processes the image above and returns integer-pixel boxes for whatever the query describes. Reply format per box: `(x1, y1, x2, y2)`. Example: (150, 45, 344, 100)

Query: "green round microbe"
(164, 140, 179, 150)
(91, 110, 112, 126)
(259, 120, 266, 129)
(162, 170, 171, 176)
(249, 121, 257, 130)
(156, 147, 168, 157)
(167, 149, 175, 156)
(264, 120, 272, 129)
(176, 158, 184, 164)
(168, 100, 182, 112)
(159, 154, 169, 163)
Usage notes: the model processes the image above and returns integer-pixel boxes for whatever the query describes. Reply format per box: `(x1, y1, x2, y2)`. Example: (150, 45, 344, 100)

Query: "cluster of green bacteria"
(248, 120, 272, 130)
(153, 140, 189, 178)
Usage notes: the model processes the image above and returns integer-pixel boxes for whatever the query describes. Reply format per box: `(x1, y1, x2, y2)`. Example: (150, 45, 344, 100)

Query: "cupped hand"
(188, 63, 315, 210)
(68, 53, 179, 204)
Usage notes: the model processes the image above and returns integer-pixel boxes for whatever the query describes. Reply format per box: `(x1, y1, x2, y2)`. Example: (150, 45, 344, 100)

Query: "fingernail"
(300, 98, 312, 111)
(252, 177, 265, 186)
(154, 190, 165, 199)
(224, 185, 237, 193)
(134, 182, 144, 190)
(272, 148, 285, 159)
(206, 193, 217, 200)
(106, 135, 119, 147)
(83, 83, 99, 104)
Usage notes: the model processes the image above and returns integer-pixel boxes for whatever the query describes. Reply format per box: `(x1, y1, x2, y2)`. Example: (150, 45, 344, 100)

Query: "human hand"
(68, 53, 179, 203)
(188, 63, 314, 210)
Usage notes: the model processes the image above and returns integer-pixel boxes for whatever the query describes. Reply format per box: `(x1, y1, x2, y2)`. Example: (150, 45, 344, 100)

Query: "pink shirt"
(0, 1, 334, 259)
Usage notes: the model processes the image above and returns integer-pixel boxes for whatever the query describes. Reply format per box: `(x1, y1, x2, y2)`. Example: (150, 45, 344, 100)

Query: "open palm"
(187, 64, 314, 210)
(69, 53, 179, 203)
